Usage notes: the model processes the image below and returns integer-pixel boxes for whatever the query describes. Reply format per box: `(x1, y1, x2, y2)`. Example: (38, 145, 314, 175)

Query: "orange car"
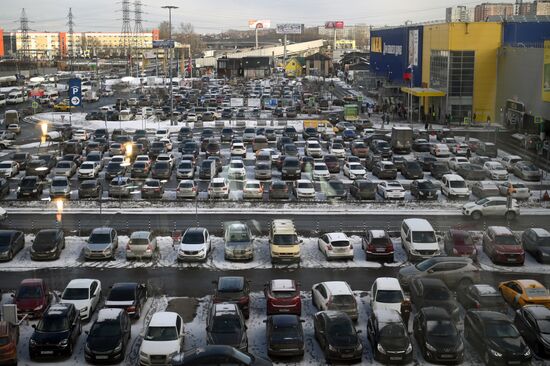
(498, 279, 550, 309)
(0, 321, 18, 365)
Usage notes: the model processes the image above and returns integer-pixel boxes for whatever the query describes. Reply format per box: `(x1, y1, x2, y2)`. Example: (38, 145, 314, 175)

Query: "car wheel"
(135, 305, 141, 319)
(311, 291, 317, 308)
(505, 211, 516, 220)
(471, 211, 482, 220)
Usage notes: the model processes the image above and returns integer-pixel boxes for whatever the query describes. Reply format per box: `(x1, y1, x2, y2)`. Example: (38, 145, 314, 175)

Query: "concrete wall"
(496, 46, 550, 125)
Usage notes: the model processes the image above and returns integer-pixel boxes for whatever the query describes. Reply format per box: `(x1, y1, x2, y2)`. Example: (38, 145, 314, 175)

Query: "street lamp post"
(162, 5, 178, 127)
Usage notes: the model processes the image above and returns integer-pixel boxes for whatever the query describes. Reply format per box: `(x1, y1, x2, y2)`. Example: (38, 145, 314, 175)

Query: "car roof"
(91, 227, 114, 234)
(473, 284, 498, 295)
(326, 232, 349, 242)
(420, 306, 451, 319)
(271, 279, 296, 291)
(213, 303, 239, 315)
(443, 174, 464, 180)
(369, 230, 387, 239)
(374, 277, 402, 290)
(211, 177, 226, 183)
(20, 278, 45, 286)
(523, 305, 550, 319)
(514, 279, 545, 289)
(403, 218, 434, 231)
(218, 276, 244, 290)
(531, 228, 550, 237)
(45, 303, 72, 316)
(488, 226, 513, 236)
(149, 311, 179, 326)
(96, 308, 124, 322)
(322, 281, 353, 295)
(470, 310, 510, 322)
(130, 231, 151, 239)
(66, 278, 97, 288)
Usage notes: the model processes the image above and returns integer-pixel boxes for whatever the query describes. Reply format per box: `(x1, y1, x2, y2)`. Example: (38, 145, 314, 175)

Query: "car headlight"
(81, 306, 88, 313)
(524, 348, 531, 357)
(34, 304, 44, 311)
(59, 339, 69, 347)
(140, 351, 148, 358)
(328, 344, 337, 352)
(85, 343, 91, 353)
(114, 342, 122, 352)
(350, 173, 356, 179)
(425, 342, 436, 352)
(457, 342, 464, 352)
(377, 343, 386, 354)
(356, 342, 363, 351)
(239, 338, 248, 348)
(489, 348, 503, 358)
(406, 343, 413, 353)
(30, 339, 37, 346)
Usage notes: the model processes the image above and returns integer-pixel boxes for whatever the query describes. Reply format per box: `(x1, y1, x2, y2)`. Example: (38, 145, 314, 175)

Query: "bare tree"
(173, 22, 206, 57)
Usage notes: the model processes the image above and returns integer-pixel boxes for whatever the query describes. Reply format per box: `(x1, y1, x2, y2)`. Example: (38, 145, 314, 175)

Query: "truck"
(343, 104, 359, 122)
(4, 110, 20, 125)
(391, 126, 413, 154)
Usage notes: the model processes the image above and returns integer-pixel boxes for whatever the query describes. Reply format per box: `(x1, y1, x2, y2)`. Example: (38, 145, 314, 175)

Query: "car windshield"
(426, 320, 456, 337)
(486, 322, 519, 338)
(145, 326, 178, 341)
(0, 233, 13, 247)
(52, 179, 67, 187)
(450, 180, 466, 188)
(57, 162, 71, 168)
(227, 229, 250, 242)
(418, 181, 436, 189)
(475, 198, 490, 205)
(412, 231, 436, 243)
(145, 181, 160, 187)
(494, 235, 518, 246)
(425, 288, 451, 301)
(376, 290, 404, 303)
(230, 162, 244, 169)
(211, 315, 242, 333)
(327, 320, 354, 337)
(62, 288, 89, 300)
(298, 182, 313, 189)
(109, 287, 135, 301)
(284, 160, 299, 167)
(332, 295, 355, 306)
(89, 233, 111, 244)
(182, 231, 205, 244)
(272, 323, 301, 342)
(37, 316, 69, 332)
(273, 234, 298, 246)
(17, 285, 42, 299)
(0, 163, 12, 169)
(380, 323, 407, 338)
(179, 162, 192, 169)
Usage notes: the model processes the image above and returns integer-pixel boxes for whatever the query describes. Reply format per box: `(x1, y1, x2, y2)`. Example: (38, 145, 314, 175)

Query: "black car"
(430, 161, 452, 180)
(105, 162, 126, 179)
(409, 278, 460, 322)
(522, 228, 550, 264)
(85, 308, 131, 363)
(104, 283, 148, 319)
(367, 309, 413, 364)
(265, 314, 305, 358)
(401, 161, 424, 180)
(221, 109, 233, 119)
(314, 311, 363, 363)
(212, 276, 250, 319)
(149, 141, 166, 159)
(0, 230, 25, 261)
(221, 128, 234, 142)
(181, 141, 199, 157)
(457, 284, 508, 313)
(349, 180, 376, 200)
(79, 179, 102, 199)
(465, 310, 532, 365)
(417, 155, 438, 171)
(514, 305, 550, 358)
(302, 127, 318, 140)
(413, 307, 464, 364)
(413, 139, 431, 152)
(29, 303, 82, 359)
(410, 180, 438, 200)
(322, 179, 347, 200)
(283, 126, 298, 141)
(178, 127, 192, 141)
(277, 136, 293, 152)
(370, 139, 392, 158)
(172, 345, 273, 365)
(0, 178, 9, 198)
(206, 303, 248, 352)
(30, 229, 65, 261)
(25, 159, 49, 178)
(281, 157, 301, 180)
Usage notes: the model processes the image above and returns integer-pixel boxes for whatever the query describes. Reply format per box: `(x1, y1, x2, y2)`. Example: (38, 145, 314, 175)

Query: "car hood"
(488, 337, 527, 355)
(86, 243, 111, 250)
(178, 243, 206, 251)
(454, 245, 475, 254)
(31, 330, 70, 344)
(463, 202, 477, 210)
(87, 335, 121, 352)
(16, 298, 44, 311)
(209, 331, 243, 347)
(61, 299, 90, 311)
(372, 302, 402, 314)
(380, 335, 410, 352)
(140, 339, 180, 356)
(494, 244, 523, 254)
(426, 334, 462, 350)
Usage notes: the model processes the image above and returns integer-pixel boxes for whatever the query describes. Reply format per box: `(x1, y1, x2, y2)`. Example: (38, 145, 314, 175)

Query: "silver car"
(49, 176, 71, 198)
(255, 162, 272, 180)
(85, 227, 118, 260)
(53, 161, 77, 177)
(126, 231, 157, 260)
(224, 222, 254, 261)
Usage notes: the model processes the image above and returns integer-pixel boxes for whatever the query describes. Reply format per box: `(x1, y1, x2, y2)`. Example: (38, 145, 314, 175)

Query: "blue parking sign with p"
(69, 78, 82, 107)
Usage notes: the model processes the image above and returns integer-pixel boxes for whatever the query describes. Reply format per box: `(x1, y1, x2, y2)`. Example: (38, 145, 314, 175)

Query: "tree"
(158, 21, 171, 39)
(173, 22, 206, 57)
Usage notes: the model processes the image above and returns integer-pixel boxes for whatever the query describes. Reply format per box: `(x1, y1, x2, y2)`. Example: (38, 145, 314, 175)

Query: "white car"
(156, 153, 175, 168)
(208, 177, 230, 199)
(497, 182, 531, 200)
(7, 124, 20, 134)
(462, 196, 520, 220)
(450, 143, 469, 156)
(243, 180, 263, 199)
(72, 129, 89, 141)
(318, 232, 354, 260)
(230, 143, 247, 158)
(500, 155, 523, 171)
(329, 143, 346, 158)
(305, 140, 323, 158)
(110, 155, 125, 164)
(155, 129, 169, 140)
(430, 143, 450, 157)
(343, 162, 367, 180)
(377, 181, 405, 200)
(312, 162, 330, 181)
(0, 160, 18, 178)
(370, 277, 406, 314)
(159, 138, 173, 151)
(483, 161, 509, 180)
(135, 155, 151, 165)
(294, 179, 315, 199)
(177, 227, 211, 262)
(227, 159, 246, 180)
(187, 113, 198, 122)
(78, 161, 100, 179)
(60, 278, 102, 320)
(448, 156, 469, 171)
(311, 281, 358, 321)
(139, 312, 184, 366)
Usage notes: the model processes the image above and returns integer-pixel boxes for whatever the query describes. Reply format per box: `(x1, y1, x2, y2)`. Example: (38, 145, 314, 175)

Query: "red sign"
(325, 21, 344, 29)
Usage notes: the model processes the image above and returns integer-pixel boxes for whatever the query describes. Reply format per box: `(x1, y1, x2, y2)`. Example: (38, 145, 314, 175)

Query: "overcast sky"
(0, 0, 487, 33)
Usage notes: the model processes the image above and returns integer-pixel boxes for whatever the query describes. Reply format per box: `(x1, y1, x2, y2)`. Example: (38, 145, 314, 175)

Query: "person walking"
(401, 298, 412, 332)
(466, 148, 471, 160)
(486, 115, 491, 129)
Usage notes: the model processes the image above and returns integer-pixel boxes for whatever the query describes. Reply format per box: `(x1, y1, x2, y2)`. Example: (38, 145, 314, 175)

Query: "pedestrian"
(424, 120, 429, 130)
(401, 298, 412, 332)
(466, 148, 471, 160)
(486, 115, 491, 129)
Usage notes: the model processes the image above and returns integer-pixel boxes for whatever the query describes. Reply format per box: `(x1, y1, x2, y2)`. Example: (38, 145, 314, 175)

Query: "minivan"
(400, 218, 440, 262)
(441, 174, 470, 199)
(269, 219, 301, 264)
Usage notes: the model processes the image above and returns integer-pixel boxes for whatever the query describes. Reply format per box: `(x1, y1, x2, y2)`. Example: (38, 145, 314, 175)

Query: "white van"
(441, 174, 470, 199)
(118, 109, 133, 121)
(6, 90, 27, 104)
(400, 218, 440, 262)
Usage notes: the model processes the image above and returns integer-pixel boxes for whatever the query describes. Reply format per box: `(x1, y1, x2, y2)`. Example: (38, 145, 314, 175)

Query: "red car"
(264, 279, 301, 315)
(443, 229, 477, 259)
(482, 226, 525, 265)
(362, 229, 394, 262)
(13, 278, 50, 318)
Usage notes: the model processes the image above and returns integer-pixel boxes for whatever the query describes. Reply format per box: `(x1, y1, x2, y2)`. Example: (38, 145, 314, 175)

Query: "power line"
(19, 8, 31, 60)
(67, 7, 75, 64)
(134, 0, 144, 47)
(121, 0, 132, 55)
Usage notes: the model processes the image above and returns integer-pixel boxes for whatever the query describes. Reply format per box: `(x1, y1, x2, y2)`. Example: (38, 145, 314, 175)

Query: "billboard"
(276, 23, 304, 35)
(325, 21, 344, 29)
(544, 40, 550, 102)
(248, 19, 271, 29)
(152, 40, 175, 49)
(408, 29, 419, 67)
(371, 37, 382, 53)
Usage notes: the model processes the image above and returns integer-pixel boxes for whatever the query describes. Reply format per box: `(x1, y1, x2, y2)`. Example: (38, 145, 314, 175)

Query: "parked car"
(323, 155, 340, 174)
(514, 305, 550, 358)
(430, 161, 451, 179)
(372, 161, 398, 179)
(177, 227, 211, 262)
(126, 231, 158, 260)
(457, 163, 487, 180)
(472, 181, 500, 198)
(464, 310, 532, 365)
(139, 312, 184, 366)
(171, 345, 272, 365)
(14, 278, 51, 319)
(482, 226, 525, 265)
(410, 179, 438, 200)
(462, 196, 520, 220)
(430, 143, 451, 157)
(243, 180, 263, 199)
(17, 176, 43, 198)
(79, 179, 101, 199)
(104, 282, 147, 319)
(265, 314, 305, 358)
(60, 278, 102, 320)
(269, 180, 289, 200)
(349, 179, 376, 200)
(317, 232, 353, 260)
(399, 257, 479, 291)
(29, 303, 82, 360)
(0, 321, 19, 364)
(400, 218, 440, 262)
(30, 229, 65, 260)
(457, 284, 508, 313)
(311, 281, 358, 321)
(511, 161, 541, 181)
(417, 155, 438, 171)
(401, 161, 424, 180)
(448, 156, 470, 171)
(0, 160, 18, 178)
(0, 230, 24, 261)
(206, 303, 248, 351)
(498, 182, 531, 200)
(522, 228, 550, 264)
(84, 308, 131, 363)
(499, 279, 550, 309)
(367, 309, 413, 364)
(484, 161, 509, 180)
(377, 181, 405, 200)
(224, 222, 254, 261)
(264, 279, 301, 316)
(413, 307, 464, 363)
(176, 180, 197, 199)
(369, 277, 406, 314)
(409, 278, 460, 322)
(321, 179, 347, 200)
(501, 155, 523, 171)
(49, 176, 71, 199)
(208, 178, 230, 199)
(293, 179, 315, 200)
(313, 311, 363, 363)
(362, 229, 393, 262)
(212, 276, 250, 319)
(441, 174, 470, 199)
(141, 178, 164, 199)
(443, 229, 477, 259)
(84, 227, 118, 261)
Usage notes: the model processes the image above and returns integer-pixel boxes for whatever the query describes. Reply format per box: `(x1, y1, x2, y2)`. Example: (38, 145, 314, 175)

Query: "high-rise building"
(535, 0, 550, 15)
(446, 6, 474, 22)
(475, 3, 515, 21)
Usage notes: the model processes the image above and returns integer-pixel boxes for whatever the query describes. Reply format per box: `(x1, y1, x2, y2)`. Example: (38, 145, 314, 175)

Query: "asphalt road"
(2, 211, 546, 236)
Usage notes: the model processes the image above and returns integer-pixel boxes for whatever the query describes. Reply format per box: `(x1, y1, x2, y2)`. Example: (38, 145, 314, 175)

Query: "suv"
(269, 219, 301, 264)
(317, 232, 354, 260)
(483, 226, 525, 265)
(264, 279, 301, 315)
(398, 256, 480, 290)
(224, 222, 254, 261)
(311, 281, 358, 321)
(400, 218, 440, 262)
(29, 303, 81, 359)
(206, 303, 248, 351)
(139, 312, 184, 366)
(462, 196, 520, 220)
(14, 278, 51, 318)
(84, 227, 118, 260)
(281, 156, 301, 180)
(362, 229, 393, 262)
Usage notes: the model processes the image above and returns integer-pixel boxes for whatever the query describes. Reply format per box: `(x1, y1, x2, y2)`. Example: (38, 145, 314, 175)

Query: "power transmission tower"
(121, 0, 132, 73)
(134, 0, 144, 48)
(515, 0, 523, 15)
(19, 8, 31, 60)
(67, 8, 75, 69)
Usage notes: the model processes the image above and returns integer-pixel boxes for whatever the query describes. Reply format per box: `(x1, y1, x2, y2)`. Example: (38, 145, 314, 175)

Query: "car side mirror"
(427, 269, 434, 274)
(299, 240, 304, 244)
(10, 294, 14, 298)
(140, 283, 146, 289)
(32, 324, 36, 329)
